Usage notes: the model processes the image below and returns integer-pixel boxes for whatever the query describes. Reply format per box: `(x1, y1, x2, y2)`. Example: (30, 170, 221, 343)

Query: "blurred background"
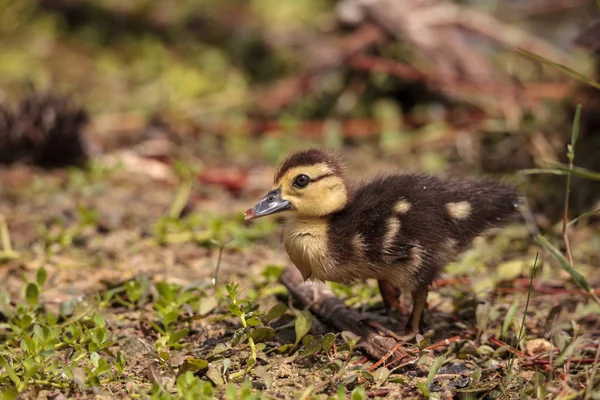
(2, 1, 600, 398)
(1, 0, 600, 290)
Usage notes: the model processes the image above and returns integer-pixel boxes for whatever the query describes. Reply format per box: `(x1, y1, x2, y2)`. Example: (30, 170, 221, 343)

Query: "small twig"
(564, 324, 579, 383)
(212, 241, 226, 286)
(431, 278, 471, 288)
(280, 266, 410, 362)
(424, 335, 466, 351)
(489, 337, 527, 358)
(367, 342, 405, 373)
(584, 343, 600, 400)
(525, 358, 598, 366)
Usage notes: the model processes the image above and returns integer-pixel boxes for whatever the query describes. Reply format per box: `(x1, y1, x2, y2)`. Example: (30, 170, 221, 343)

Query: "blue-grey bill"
(245, 188, 291, 220)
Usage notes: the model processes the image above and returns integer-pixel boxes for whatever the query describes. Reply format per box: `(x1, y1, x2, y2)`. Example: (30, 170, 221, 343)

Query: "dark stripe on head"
(274, 148, 344, 183)
(310, 173, 334, 183)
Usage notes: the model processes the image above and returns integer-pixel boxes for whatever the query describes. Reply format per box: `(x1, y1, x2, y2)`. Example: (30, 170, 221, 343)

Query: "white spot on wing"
(394, 200, 412, 214)
(446, 201, 472, 220)
(351, 233, 366, 257)
(382, 217, 400, 255)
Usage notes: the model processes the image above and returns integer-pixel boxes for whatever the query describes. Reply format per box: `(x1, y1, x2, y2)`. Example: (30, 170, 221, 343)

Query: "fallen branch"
(280, 265, 410, 362)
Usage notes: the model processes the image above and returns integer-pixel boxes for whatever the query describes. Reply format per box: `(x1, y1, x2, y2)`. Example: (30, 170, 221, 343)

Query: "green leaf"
(246, 316, 261, 327)
(337, 384, 345, 400)
(265, 303, 287, 322)
(535, 234, 592, 293)
(294, 310, 312, 346)
(502, 298, 520, 339)
(90, 352, 100, 368)
(179, 358, 209, 375)
(341, 331, 359, 352)
(417, 381, 431, 397)
(571, 104, 582, 152)
(322, 332, 336, 352)
(297, 335, 323, 359)
(553, 337, 582, 367)
(62, 365, 74, 381)
(225, 383, 238, 400)
(426, 353, 447, 388)
(169, 328, 190, 344)
(0, 355, 21, 387)
(232, 328, 246, 347)
(350, 385, 366, 400)
(199, 296, 217, 315)
(276, 343, 294, 353)
(228, 303, 242, 317)
(373, 367, 391, 386)
(36, 268, 47, 287)
(250, 326, 276, 343)
(92, 312, 106, 328)
(516, 48, 600, 89)
(25, 283, 39, 306)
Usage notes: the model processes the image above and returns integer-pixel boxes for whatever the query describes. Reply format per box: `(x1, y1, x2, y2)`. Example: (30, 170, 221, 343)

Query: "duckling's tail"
(445, 178, 524, 245)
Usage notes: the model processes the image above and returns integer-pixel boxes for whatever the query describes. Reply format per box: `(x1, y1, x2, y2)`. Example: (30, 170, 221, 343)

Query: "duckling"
(245, 148, 521, 332)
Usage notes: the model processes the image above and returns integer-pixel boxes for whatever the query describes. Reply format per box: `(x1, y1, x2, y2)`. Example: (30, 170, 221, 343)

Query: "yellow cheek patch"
(446, 201, 472, 220)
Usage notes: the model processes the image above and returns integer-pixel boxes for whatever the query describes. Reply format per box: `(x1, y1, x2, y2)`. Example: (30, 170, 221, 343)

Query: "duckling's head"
(245, 148, 348, 220)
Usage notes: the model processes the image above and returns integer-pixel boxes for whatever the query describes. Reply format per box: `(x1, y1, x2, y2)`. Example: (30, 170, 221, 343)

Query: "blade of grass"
(503, 254, 538, 391)
(426, 352, 448, 389)
(516, 48, 600, 90)
(502, 298, 520, 340)
(520, 164, 600, 181)
(535, 234, 600, 305)
(554, 337, 582, 368)
(583, 343, 600, 400)
(0, 214, 20, 261)
(168, 179, 192, 219)
(562, 104, 582, 266)
(568, 208, 600, 226)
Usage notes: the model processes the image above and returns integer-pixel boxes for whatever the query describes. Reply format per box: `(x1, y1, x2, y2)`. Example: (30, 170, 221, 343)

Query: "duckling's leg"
(378, 280, 405, 314)
(407, 288, 429, 333)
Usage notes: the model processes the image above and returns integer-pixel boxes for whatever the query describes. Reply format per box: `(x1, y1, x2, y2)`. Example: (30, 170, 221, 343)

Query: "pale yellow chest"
(283, 217, 336, 281)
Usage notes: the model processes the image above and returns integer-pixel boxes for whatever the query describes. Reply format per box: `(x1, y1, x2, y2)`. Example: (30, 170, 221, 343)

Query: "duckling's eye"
(292, 174, 310, 188)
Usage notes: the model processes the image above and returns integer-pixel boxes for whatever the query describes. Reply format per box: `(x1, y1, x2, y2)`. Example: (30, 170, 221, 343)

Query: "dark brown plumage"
(246, 148, 522, 332)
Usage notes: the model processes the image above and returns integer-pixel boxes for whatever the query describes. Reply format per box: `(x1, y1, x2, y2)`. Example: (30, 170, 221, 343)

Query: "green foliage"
(151, 281, 209, 351)
(294, 310, 312, 346)
(226, 283, 273, 379)
(152, 211, 276, 249)
(517, 49, 600, 90)
(149, 371, 214, 400)
(0, 268, 124, 393)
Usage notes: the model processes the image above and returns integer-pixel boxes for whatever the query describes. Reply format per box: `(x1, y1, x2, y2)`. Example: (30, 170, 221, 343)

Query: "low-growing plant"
(0, 268, 125, 394)
(225, 283, 276, 379)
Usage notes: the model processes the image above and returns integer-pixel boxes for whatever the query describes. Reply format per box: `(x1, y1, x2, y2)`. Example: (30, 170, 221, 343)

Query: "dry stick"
(489, 336, 568, 380)
(584, 344, 600, 400)
(424, 335, 466, 352)
(280, 266, 410, 363)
